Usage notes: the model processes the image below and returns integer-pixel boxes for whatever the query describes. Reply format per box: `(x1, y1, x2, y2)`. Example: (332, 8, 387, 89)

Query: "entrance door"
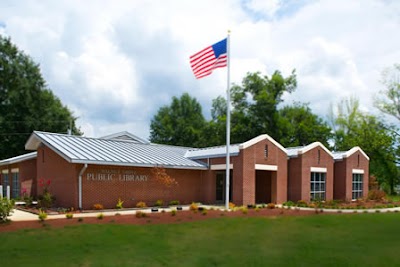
(216, 171, 232, 203)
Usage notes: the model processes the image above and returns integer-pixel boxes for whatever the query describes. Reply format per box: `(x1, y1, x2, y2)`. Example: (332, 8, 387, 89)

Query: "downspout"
(78, 164, 88, 210)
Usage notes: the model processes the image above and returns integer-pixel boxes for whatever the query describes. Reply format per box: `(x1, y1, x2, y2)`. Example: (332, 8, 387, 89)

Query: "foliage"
(93, 204, 104, 210)
(65, 213, 73, 219)
(0, 197, 14, 222)
(154, 199, 163, 207)
(37, 178, 53, 210)
(201, 209, 208, 216)
(374, 64, 400, 120)
(168, 200, 180, 206)
(115, 198, 124, 209)
(189, 202, 198, 211)
(266, 203, 275, 209)
(0, 35, 81, 159)
(282, 201, 295, 207)
(241, 206, 248, 214)
(228, 202, 235, 209)
(171, 209, 177, 216)
(136, 201, 147, 208)
(296, 200, 308, 207)
(97, 213, 104, 220)
(278, 103, 332, 147)
(229, 70, 297, 143)
(368, 189, 386, 201)
(149, 93, 207, 147)
(38, 209, 47, 221)
(330, 97, 399, 194)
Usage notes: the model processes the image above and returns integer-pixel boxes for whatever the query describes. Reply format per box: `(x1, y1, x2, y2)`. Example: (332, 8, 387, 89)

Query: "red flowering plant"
(151, 167, 178, 205)
(20, 187, 33, 206)
(37, 178, 54, 210)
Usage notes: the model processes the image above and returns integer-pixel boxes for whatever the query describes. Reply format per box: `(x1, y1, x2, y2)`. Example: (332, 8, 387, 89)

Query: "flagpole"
(225, 30, 231, 210)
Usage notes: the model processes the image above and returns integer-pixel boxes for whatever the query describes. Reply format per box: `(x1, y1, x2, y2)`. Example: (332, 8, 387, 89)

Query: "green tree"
(278, 103, 332, 147)
(230, 71, 297, 143)
(374, 64, 400, 120)
(203, 96, 227, 146)
(331, 97, 399, 194)
(0, 36, 81, 159)
(149, 93, 206, 147)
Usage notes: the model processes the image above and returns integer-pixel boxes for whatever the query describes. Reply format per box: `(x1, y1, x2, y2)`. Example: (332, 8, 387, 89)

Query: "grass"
(387, 194, 400, 202)
(1, 213, 399, 266)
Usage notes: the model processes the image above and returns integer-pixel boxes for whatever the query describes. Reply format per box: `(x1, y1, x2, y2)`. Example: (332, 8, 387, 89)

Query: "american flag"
(190, 38, 227, 79)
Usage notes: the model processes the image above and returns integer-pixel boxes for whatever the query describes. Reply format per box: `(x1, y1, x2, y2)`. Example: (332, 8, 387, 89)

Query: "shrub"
(202, 209, 208, 216)
(169, 200, 180, 206)
(255, 207, 260, 212)
(135, 211, 147, 218)
(297, 200, 308, 207)
(241, 206, 248, 214)
(189, 202, 198, 211)
(65, 213, 73, 219)
(171, 209, 177, 216)
(38, 209, 47, 221)
(116, 198, 124, 209)
(229, 202, 235, 209)
(97, 213, 104, 220)
(78, 217, 84, 222)
(0, 197, 15, 223)
(93, 204, 104, 210)
(368, 189, 386, 201)
(266, 203, 275, 209)
(154, 199, 164, 207)
(136, 201, 147, 208)
(283, 201, 295, 207)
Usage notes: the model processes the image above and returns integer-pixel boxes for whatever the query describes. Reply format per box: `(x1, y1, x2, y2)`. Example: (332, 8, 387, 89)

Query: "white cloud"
(1, 0, 399, 140)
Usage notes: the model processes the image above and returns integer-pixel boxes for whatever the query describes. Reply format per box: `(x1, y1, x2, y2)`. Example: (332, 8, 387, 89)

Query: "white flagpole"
(225, 31, 231, 210)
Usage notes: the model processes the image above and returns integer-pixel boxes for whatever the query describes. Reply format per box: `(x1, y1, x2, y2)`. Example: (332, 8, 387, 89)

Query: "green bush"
(65, 213, 73, 219)
(116, 198, 124, 209)
(0, 197, 15, 222)
(283, 201, 295, 207)
(38, 209, 48, 221)
(171, 209, 177, 216)
(97, 213, 104, 220)
(297, 200, 308, 207)
(154, 199, 164, 206)
(169, 200, 180, 206)
(135, 211, 147, 218)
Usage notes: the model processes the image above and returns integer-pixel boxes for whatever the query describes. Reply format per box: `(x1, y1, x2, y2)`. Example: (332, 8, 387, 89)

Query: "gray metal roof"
(25, 131, 207, 169)
(185, 144, 240, 159)
(332, 151, 346, 160)
(0, 152, 37, 166)
(285, 146, 305, 157)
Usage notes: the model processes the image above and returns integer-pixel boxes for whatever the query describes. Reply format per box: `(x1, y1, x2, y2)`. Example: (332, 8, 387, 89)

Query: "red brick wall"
(288, 146, 334, 202)
(0, 158, 37, 198)
(82, 165, 203, 209)
(334, 160, 347, 200)
(36, 145, 79, 208)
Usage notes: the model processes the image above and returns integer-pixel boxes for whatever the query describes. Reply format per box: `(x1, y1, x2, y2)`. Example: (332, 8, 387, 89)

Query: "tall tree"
(374, 64, 400, 120)
(0, 36, 81, 159)
(331, 97, 399, 194)
(278, 103, 332, 147)
(230, 71, 297, 143)
(149, 93, 206, 147)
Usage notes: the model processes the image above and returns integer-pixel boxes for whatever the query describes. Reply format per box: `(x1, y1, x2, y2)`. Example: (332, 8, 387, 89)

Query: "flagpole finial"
(227, 29, 231, 35)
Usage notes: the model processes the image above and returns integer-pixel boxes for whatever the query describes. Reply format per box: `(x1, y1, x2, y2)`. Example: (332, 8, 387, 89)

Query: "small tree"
(0, 197, 15, 222)
(151, 167, 178, 203)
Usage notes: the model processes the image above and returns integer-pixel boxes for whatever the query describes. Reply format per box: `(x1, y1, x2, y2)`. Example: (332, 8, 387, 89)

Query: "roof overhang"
(239, 134, 287, 154)
(0, 152, 37, 166)
(336, 146, 370, 161)
(289, 142, 334, 158)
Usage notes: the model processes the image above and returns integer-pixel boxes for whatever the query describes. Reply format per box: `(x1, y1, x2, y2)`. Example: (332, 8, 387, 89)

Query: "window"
(2, 173, 9, 198)
(352, 173, 363, 200)
(310, 172, 326, 201)
(12, 172, 20, 198)
(264, 145, 268, 158)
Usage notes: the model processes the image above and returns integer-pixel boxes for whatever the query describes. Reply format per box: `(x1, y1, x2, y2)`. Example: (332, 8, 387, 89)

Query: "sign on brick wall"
(86, 169, 149, 182)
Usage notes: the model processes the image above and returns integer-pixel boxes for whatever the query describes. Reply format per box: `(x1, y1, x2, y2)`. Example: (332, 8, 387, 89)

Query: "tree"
(0, 36, 81, 159)
(374, 64, 400, 120)
(278, 103, 332, 147)
(203, 96, 227, 146)
(229, 70, 297, 143)
(149, 93, 207, 147)
(331, 97, 399, 194)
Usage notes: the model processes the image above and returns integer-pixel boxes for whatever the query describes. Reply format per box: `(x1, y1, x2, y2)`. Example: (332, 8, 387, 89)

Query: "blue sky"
(1, 0, 399, 139)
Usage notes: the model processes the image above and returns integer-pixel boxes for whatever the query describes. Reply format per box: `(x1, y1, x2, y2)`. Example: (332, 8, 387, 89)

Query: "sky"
(1, 0, 399, 140)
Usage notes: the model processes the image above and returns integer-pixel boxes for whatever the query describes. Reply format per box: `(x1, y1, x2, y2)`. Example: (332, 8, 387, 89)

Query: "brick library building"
(0, 131, 369, 209)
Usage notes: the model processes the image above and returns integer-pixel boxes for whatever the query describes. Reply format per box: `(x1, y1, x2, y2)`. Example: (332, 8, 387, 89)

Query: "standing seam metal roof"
(25, 131, 207, 169)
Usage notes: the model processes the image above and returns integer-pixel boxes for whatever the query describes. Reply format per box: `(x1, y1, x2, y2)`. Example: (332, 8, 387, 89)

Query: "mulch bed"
(0, 208, 316, 233)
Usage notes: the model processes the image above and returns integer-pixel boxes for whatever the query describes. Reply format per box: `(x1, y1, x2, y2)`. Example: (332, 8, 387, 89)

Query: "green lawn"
(1, 213, 399, 266)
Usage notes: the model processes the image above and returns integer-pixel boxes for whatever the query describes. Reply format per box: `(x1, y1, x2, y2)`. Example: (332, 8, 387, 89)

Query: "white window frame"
(352, 173, 363, 200)
(310, 172, 326, 201)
